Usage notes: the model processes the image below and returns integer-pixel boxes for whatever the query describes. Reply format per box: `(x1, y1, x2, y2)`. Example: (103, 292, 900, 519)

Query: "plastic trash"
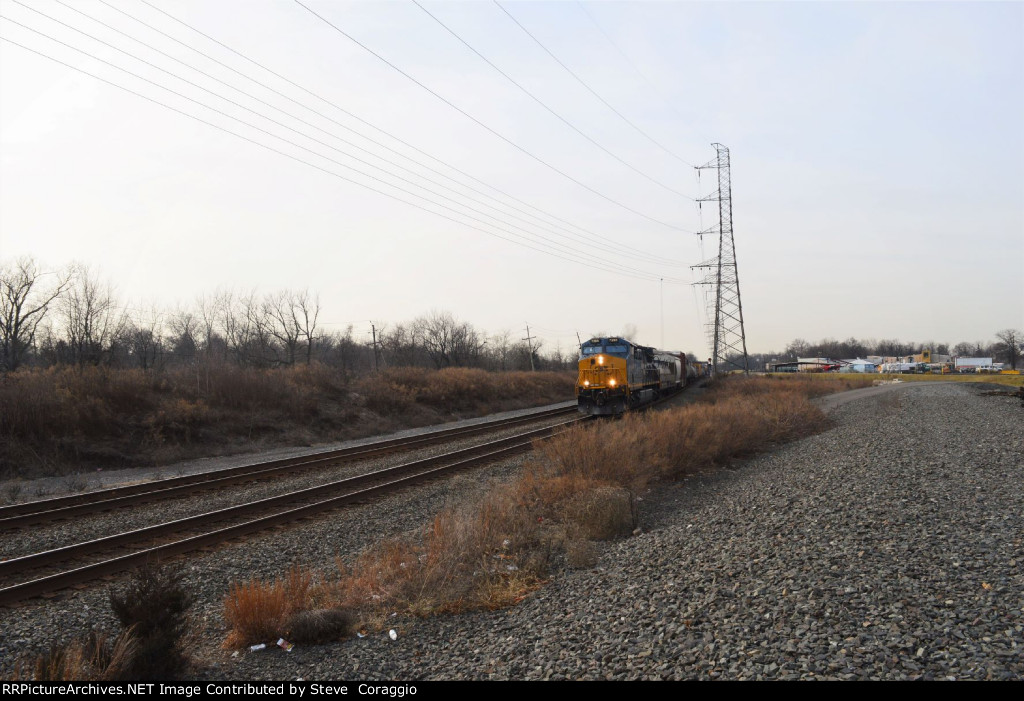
(389, 629, 398, 641)
(249, 643, 266, 652)
(277, 638, 294, 652)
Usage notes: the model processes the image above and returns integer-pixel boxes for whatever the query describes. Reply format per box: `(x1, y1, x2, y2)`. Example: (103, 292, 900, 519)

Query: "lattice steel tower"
(692, 143, 749, 375)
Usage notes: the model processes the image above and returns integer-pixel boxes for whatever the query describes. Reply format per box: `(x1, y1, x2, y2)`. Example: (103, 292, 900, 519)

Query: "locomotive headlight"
(583, 380, 590, 387)
(609, 378, 617, 387)
(598, 355, 604, 365)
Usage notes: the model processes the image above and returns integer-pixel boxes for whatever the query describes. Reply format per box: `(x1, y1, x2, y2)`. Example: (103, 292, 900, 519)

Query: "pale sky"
(1, 0, 1022, 356)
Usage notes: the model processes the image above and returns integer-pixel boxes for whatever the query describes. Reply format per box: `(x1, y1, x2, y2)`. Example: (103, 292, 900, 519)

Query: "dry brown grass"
(9, 630, 137, 681)
(354, 367, 573, 416)
(535, 376, 837, 488)
(0, 364, 574, 478)
(221, 374, 851, 646)
(222, 565, 313, 648)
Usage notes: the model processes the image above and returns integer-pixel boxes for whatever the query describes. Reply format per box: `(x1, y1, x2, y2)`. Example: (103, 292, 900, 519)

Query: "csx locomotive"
(576, 337, 698, 415)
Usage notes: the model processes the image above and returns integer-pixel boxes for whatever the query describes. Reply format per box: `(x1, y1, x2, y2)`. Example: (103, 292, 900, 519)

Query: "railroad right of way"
(209, 380, 1022, 681)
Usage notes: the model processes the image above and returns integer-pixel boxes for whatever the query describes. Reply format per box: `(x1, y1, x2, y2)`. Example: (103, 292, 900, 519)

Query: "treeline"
(746, 332, 1022, 370)
(0, 257, 572, 375)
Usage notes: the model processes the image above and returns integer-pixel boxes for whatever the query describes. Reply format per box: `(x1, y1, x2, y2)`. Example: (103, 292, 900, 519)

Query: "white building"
(841, 359, 878, 373)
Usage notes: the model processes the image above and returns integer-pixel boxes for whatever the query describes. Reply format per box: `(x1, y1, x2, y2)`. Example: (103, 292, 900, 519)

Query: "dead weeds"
(221, 375, 849, 647)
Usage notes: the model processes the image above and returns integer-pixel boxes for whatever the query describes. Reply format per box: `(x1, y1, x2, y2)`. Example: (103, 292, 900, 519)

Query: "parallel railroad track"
(0, 387, 703, 605)
(0, 404, 577, 530)
(0, 412, 586, 606)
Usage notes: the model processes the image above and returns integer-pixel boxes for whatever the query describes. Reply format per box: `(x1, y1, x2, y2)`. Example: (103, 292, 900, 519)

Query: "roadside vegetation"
(1, 256, 581, 481)
(0, 364, 573, 481)
(7, 564, 192, 681)
(220, 374, 871, 648)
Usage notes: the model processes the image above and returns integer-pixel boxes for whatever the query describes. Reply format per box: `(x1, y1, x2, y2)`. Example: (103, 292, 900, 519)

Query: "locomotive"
(575, 337, 697, 415)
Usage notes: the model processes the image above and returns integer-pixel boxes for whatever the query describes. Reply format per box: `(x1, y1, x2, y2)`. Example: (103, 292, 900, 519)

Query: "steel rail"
(0, 417, 585, 605)
(0, 404, 576, 529)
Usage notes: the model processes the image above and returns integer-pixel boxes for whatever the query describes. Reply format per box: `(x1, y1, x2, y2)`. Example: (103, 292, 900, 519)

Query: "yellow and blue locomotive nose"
(576, 352, 628, 414)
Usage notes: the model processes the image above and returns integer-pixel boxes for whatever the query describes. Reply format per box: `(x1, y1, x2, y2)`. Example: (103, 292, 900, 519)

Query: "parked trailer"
(956, 357, 993, 371)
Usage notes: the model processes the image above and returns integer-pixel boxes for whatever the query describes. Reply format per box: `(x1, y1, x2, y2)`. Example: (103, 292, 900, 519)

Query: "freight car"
(576, 336, 696, 415)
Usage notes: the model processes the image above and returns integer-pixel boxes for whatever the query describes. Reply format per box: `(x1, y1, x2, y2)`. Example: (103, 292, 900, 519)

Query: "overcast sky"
(1, 0, 1022, 356)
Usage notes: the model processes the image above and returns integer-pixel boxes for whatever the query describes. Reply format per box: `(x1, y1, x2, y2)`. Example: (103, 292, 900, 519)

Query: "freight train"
(575, 336, 699, 415)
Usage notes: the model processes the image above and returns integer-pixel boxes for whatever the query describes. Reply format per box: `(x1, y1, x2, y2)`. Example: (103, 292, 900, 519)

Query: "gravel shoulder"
(2, 383, 1020, 680)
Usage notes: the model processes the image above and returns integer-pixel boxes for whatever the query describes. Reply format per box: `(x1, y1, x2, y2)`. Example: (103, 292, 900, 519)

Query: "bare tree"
(379, 322, 418, 367)
(414, 311, 460, 368)
(264, 290, 302, 366)
(119, 305, 165, 370)
(168, 307, 199, 364)
(294, 289, 321, 364)
(0, 256, 72, 371)
(784, 338, 810, 358)
(239, 291, 276, 367)
(59, 265, 125, 366)
(489, 330, 513, 371)
(994, 329, 1022, 369)
(196, 293, 227, 361)
(263, 289, 322, 365)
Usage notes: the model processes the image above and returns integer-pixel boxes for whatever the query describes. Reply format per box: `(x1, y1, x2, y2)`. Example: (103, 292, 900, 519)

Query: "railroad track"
(0, 404, 577, 530)
(0, 411, 585, 605)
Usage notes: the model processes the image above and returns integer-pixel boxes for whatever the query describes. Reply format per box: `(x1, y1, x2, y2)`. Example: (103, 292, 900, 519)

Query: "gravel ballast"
(2, 382, 1021, 680)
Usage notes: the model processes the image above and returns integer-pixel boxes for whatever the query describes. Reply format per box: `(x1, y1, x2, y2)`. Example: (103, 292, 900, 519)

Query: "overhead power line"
(493, 0, 696, 169)
(15, 0, 683, 271)
(292, 0, 690, 233)
(0, 25, 688, 284)
(575, 0, 701, 140)
(412, 0, 693, 199)
(116, 0, 690, 264)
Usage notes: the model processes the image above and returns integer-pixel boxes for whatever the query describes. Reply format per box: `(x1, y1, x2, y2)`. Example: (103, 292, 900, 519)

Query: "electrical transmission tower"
(692, 143, 749, 375)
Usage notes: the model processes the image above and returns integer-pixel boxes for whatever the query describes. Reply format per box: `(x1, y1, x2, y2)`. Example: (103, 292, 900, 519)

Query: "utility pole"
(660, 278, 664, 350)
(691, 143, 749, 376)
(523, 324, 536, 372)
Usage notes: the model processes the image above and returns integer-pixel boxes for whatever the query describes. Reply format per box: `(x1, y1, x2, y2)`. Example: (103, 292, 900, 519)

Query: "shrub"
(284, 608, 356, 644)
(108, 564, 192, 680)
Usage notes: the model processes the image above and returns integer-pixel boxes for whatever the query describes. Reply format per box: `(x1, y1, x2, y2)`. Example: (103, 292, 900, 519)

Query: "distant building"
(840, 359, 878, 373)
(796, 357, 840, 372)
(905, 350, 951, 364)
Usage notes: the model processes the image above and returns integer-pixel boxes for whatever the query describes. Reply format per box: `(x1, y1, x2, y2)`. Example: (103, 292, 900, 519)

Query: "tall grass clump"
(9, 631, 137, 681)
(223, 565, 316, 648)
